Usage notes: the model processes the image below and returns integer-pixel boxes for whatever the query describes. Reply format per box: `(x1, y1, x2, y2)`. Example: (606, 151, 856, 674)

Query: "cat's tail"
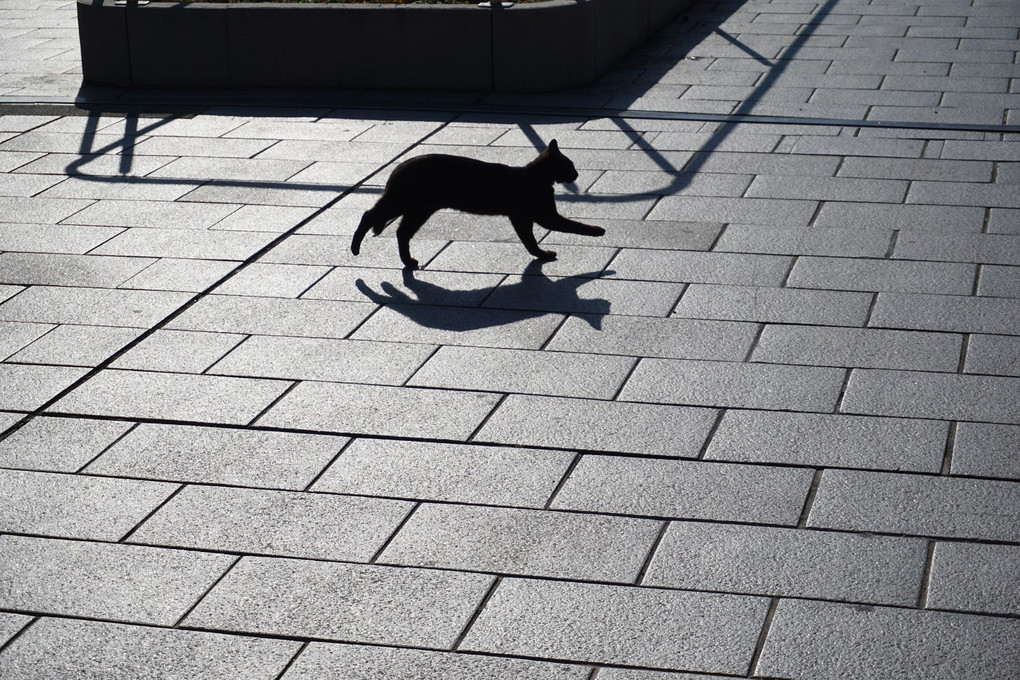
(352, 207, 387, 256)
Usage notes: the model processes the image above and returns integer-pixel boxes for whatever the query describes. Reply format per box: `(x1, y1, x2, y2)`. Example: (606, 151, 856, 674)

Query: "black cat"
(350, 139, 605, 269)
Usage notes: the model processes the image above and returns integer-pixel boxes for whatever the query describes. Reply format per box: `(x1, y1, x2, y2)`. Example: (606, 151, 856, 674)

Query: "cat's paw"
(536, 249, 558, 261)
(402, 258, 420, 270)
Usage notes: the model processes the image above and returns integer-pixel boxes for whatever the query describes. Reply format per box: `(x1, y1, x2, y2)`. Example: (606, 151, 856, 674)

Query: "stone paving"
(0, 0, 1019, 678)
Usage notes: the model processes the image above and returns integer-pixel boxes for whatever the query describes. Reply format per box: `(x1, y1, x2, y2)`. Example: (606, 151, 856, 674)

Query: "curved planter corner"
(77, 0, 694, 92)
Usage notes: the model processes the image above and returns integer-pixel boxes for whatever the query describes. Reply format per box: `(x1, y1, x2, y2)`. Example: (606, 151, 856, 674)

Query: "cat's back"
(386, 153, 527, 214)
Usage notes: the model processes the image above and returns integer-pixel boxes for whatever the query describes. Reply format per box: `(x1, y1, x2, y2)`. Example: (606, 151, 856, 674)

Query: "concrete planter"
(77, 0, 694, 92)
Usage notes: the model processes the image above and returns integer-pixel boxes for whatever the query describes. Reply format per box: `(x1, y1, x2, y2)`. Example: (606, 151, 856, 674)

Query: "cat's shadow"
(355, 260, 612, 331)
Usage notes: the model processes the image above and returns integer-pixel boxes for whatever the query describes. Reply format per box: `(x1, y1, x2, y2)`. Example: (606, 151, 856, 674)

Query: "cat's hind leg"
(510, 215, 556, 261)
(395, 210, 434, 270)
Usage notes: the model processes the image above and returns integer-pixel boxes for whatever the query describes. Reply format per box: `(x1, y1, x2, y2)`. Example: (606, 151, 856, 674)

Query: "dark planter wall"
(77, 0, 694, 92)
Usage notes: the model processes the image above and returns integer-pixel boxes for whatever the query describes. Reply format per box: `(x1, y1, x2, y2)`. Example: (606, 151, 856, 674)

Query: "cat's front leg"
(510, 215, 556, 261)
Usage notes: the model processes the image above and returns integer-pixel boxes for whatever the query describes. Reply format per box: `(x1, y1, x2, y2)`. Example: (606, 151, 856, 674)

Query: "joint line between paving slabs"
(695, 409, 727, 460)
(747, 597, 781, 678)
(543, 452, 583, 510)
(18, 119, 456, 423)
(634, 521, 670, 586)
(302, 437, 358, 492)
(465, 393, 509, 442)
(246, 381, 300, 427)
(916, 540, 938, 610)
(271, 641, 310, 680)
(941, 421, 958, 475)
(369, 502, 420, 564)
(117, 483, 188, 543)
(451, 576, 502, 651)
(796, 469, 824, 529)
(171, 554, 243, 628)
(0, 615, 39, 656)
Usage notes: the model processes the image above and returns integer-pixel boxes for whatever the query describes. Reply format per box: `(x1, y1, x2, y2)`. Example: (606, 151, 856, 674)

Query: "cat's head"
(532, 139, 579, 184)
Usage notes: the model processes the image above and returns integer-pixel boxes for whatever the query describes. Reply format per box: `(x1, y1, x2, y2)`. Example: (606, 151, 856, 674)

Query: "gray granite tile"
(474, 395, 718, 457)
(951, 422, 1020, 480)
(63, 199, 240, 229)
(211, 204, 316, 233)
(673, 284, 872, 326)
(182, 557, 494, 649)
(257, 382, 501, 440)
(51, 369, 292, 425)
(0, 415, 132, 472)
(814, 203, 985, 232)
(131, 134, 276, 158)
(0, 364, 87, 411)
(148, 157, 310, 182)
(130, 484, 413, 562)
(0, 612, 31, 647)
(552, 456, 812, 525)
(10, 324, 142, 366)
(926, 542, 1020, 615)
(0, 468, 177, 540)
(0, 223, 122, 255)
(978, 264, 1020, 298)
(0, 320, 52, 360)
(118, 258, 239, 293)
(483, 275, 684, 318)
(546, 315, 757, 361)
(265, 233, 447, 269)
(311, 438, 573, 508)
(791, 135, 924, 158)
(408, 346, 636, 400)
(714, 225, 892, 258)
(837, 156, 993, 182)
(965, 333, 1020, 377)
(619, 358, 845, 412)
(988, 208, 1020, 235)
(788, 256, 975, 295)
(179, 183, 339, 208)
(210, 336, 435, 386)
(0, 535, 234, 625)
(0, 252, 154, 287)
(808, 469, 1020, 541)
(541, 218, 721, 252)
(909, 181, 1020, 209)
(752, 325, 963, 372)
(110, 329, 245, 373)
(380, 504, 662, 583)
(280, 642, 590, 680)
(706, 410, 948, 472)
(0, 286, 191, 327)
(588, 171, 752, 197)
(646, 196, 819, 226)
(610, 250, 791, 286)
(38, 176, 201, 202)
(892, 231, 1020, 265)
(644, 522, 926, 606)
(941, 141, 1020, 162)
(869, 292, 1020, 334)
(841, 368, 1020, 424)
(0, 618, 301, 680)
(756, 599, 1020, 680)
(427, 242, 615, 278)
(87, 423, 346, 489)
(746, 176, 908, 203)
(214, 263, 331, 298)
(460, 578, 768, 674)
(351, 304, 564, 350)
(92, 227, 274, 260)
(167, 295, 375, 338)
(0, 196, 92, 224)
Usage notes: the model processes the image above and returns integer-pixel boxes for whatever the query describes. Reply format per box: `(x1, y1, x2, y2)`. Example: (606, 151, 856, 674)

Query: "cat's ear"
(548, 139, 559, 151)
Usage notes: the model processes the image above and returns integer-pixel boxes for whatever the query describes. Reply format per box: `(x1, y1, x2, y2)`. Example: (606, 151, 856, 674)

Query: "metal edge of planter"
(76, 0, 695, 92)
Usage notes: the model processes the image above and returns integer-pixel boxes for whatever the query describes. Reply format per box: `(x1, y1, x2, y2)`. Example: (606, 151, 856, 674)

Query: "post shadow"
(355, 260, 614, 331)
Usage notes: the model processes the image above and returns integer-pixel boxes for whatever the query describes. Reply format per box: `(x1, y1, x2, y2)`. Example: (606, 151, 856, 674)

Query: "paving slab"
(788, 256, 976, 295)
(182, 556, 494, 649)
(311, 438, 573, 508)
(751, 324, 963, 372)
(0, 223, 122, 254)
(85, 423, 346, 490)
(714, 224, 892, 258)
(841, 368, 1020, 424)
(611, 250, 792, 286)
(110, 329, 245, 373)
(619, 358, 845, 412)
(0, 468, 176, 541)
(552, 455, 813, 525)
(408, 346, 636, 400)
(459, 578, 768, 675)
(0, 363, 87, 411)
(869, 292, 1020, 335)
(475, 395, 717, 457)
(672, 284, 872, 326)
(756, 599, 1020, 680)
(808, 469, 1020, 542)
(9, 324, 142, 366)
(0, 320, 53, 360)
(950, 422, 1020, 480)
(0, 534, 234, 626)
(706, 410, 948, 473)
(210, 335, 436, 386)
(644, 521, 926, 606)
(63, 198, 240, 229)
(50, 369, 292, 425)
(166, 295, 375, 339)
(129, 484, 412, 562)
(0, 286, 190, 327)
(118, 258, 239, 293)
(0, 415, 132, 472)
(380, 503, 662, 583)
(483, 274, 684, 318)
(0, 618, 301, 680)
(926, 541, 1020, 616)
(280, 642, 590, 680)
